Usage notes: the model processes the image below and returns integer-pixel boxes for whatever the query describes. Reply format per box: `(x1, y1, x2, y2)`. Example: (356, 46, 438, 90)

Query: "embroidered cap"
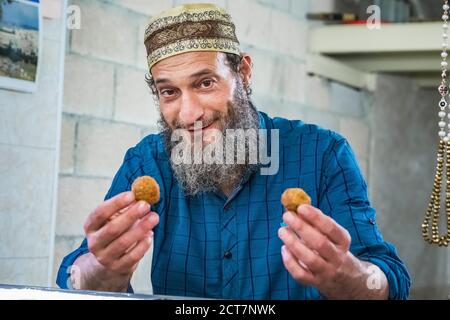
(144, 3, 241, 70)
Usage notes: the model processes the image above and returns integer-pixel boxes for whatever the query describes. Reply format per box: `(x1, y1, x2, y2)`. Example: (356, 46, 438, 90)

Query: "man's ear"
(239, 53, 253, 87)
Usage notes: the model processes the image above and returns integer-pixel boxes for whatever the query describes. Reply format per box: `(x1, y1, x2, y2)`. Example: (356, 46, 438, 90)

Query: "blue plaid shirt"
(57, 111, 411, 299)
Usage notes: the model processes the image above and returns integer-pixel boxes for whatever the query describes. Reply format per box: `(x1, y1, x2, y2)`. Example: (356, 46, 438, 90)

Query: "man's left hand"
(278, 204, 388, 299)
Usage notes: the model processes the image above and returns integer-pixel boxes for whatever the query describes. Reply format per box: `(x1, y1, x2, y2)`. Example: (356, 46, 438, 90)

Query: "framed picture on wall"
(0, 0, 41, 93)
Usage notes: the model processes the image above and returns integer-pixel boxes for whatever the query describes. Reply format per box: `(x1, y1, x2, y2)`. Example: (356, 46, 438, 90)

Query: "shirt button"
(224, 203, 231, 211)
(369, 218, 376, 225)
(224, 251, 232, 259)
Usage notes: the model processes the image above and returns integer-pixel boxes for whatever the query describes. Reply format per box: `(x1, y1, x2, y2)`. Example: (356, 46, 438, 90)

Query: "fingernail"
(149, 213, 159, 224)
(138, 201, 150, 214)
(278, 227, 287, 239)
(297, 204, 308, 215)
(284, 211, 294, 223)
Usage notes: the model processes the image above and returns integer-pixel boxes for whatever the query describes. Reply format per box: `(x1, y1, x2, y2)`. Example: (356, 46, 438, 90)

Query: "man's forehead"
(151, 51, 228, 79)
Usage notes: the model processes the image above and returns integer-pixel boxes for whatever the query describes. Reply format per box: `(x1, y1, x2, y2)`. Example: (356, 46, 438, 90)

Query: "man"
(57, 3, 410, 299)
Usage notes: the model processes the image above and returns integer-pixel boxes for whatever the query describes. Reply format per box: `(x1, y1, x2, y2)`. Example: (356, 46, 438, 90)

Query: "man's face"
(151, 51, 238, 138)
(149, 51, 260, 196)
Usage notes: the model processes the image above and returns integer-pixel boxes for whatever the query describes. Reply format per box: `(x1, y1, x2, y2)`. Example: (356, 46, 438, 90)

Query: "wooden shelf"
(307, 22, 443, 90)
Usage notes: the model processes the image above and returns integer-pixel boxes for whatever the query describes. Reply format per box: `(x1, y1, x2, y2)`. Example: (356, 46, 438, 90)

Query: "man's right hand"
(71, 191, 159, 292)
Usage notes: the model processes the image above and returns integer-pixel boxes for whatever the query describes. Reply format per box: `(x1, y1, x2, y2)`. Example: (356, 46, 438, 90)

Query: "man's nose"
(178, 92, 204, 127)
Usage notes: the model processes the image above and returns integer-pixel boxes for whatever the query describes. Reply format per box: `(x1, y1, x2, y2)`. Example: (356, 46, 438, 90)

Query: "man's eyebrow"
(154, 78, 170, 85)
(154, 69, 218, 86)
(189, 69, 218, 79)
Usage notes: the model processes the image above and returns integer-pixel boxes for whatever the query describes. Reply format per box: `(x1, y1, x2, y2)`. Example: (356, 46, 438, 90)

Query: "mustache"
(170, 112, 224, 131)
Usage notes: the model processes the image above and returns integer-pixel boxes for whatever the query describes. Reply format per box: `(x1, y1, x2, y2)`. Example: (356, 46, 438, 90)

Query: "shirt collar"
(258, 111, 267, 130)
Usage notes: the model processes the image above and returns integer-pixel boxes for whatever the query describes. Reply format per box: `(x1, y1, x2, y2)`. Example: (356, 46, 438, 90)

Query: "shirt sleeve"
(318, 136, 411, 300)
(56, 145, 146, 292)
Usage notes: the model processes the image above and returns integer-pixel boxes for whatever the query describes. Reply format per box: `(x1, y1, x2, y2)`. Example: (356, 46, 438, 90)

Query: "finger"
(281, 245, 316, 286)
(109, 204, 134, 221)
(297, 205, 351, 248)
(110, 201, 151, 233)
(84, 192, 135, 234)
(102, 213, 159, 261)
(110, 233, 153, 274)
(89, 201, 151, 252)
(283, 211, 339, 263)
(278, 227, 328, 274)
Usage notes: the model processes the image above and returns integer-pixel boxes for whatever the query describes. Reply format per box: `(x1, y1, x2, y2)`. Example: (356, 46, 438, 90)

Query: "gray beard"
(159, 80, 260, 196)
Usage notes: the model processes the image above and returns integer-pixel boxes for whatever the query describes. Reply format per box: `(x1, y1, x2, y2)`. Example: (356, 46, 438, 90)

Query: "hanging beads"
(422, 1, 450, 247)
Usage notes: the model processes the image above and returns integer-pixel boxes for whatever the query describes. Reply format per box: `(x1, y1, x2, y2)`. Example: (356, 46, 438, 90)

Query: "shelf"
(307, 22, 443, 90)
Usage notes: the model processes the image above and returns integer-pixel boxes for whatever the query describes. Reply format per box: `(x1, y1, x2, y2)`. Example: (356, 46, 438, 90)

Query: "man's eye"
(160, 89, 175, 97)
(200, 79, 214, 88)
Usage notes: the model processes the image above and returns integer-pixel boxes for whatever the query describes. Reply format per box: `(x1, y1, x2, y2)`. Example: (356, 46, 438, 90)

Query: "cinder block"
(63, 54, 114, 119)
(305, 75, 331, 110)
(339, 117, 370, 160)
(59, 115, 77, 174)
(290, 0, 309, 19)
(330, 82, 365, 118)
(174, 0, 227, 9)
(43, 12, 63, 41)
(137, 16, 150, 70)
(70, 0, 137, 65)
(359, 159, 369, 181)
(114, 66, 160, 127)
(271, 0, 290, 12)
(281, 59, 306, 104)
(269, 9, 307, 58)
(75, 120, 142, 177)
(0, 258, 48, 287)
(0, 145, 54, 258)
(228, 0, 272, 50)
(116, 0, 174, 15)
(309, 0, 334, 13)
(304, 108, 340, 133)
(255, 0, 273, 8)
(56, 175, 111, 236)
(229, 0, 306, 58)
(250, 49, 306, 104)
(249, 49, 277, 98)
(255, 96, 306, 120)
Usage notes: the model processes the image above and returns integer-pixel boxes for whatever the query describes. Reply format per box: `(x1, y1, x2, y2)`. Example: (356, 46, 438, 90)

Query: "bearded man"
(57, 3, 410, 300)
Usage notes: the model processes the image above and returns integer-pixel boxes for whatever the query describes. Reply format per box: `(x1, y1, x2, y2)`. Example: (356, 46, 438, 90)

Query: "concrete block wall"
(54, 0, 372, 294)
(54, 0, 161, 293)
(370, 75, 450, 299)
(0, 6, 66, 286)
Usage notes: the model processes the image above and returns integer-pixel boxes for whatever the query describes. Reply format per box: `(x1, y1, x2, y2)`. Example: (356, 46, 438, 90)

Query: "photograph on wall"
(0, 0, 41, 92)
